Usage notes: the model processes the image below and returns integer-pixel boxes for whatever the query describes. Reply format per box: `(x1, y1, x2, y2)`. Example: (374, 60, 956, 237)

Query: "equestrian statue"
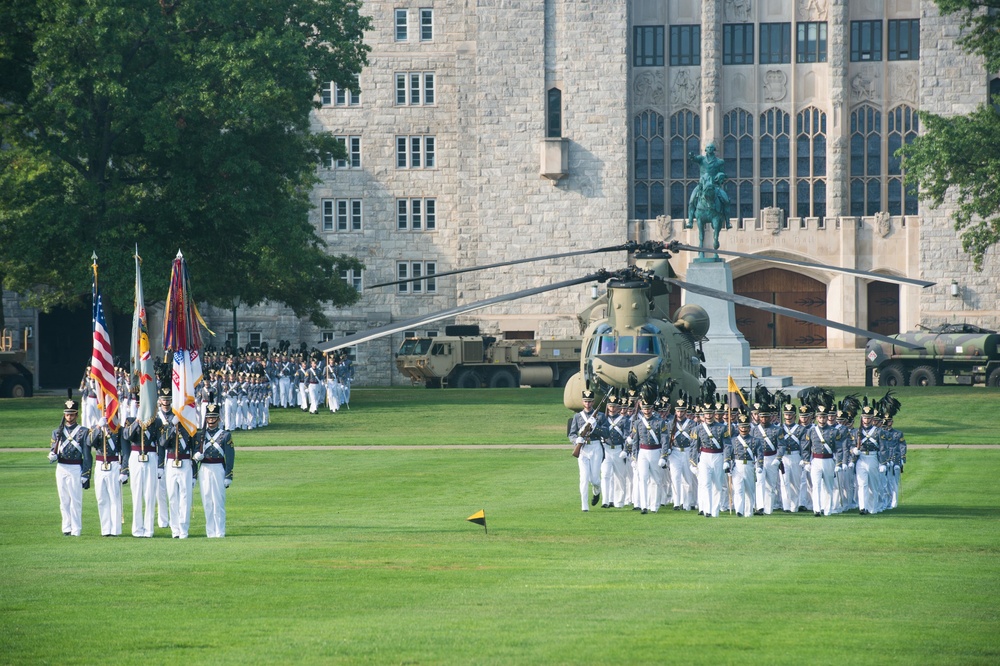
(684, 143, 732, 257)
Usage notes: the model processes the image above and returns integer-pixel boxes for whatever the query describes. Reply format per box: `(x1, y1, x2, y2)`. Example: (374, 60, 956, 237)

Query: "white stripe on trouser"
(56, 463, 83, 535)
(199, 463, 227, 538)
(756, 455, 780, 514)
(600, 445, 626, 507)
(94, 461, 122, 536)
(129, 451, 158, 536)
(697, 452, 724, 517)
(732, 461, 755, 517)
(577, 442, 601, 510)
(668, 448, 694, 509)
(636, 448, 663, 511)
(166, 460, 193, 538)
(810, 457, 836, 515)
(856, 454, 880, 513)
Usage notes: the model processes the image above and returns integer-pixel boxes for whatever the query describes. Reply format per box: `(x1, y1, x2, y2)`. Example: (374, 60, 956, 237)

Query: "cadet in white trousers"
(666, 401, 696, 511)
(47, 400, 92, 536)
(122, 414, 158, 537)
(627, 399, 665, 514)
(569, 391, 608, 511)
(87, 418, 123, 536)
(194, 405, 235, 537)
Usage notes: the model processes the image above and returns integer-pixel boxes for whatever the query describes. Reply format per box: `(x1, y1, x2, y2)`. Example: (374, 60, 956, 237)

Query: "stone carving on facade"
(874, 211, 892, 238)
(891, 68, 918, 105)
(633, 70, 665, 110)
(670, 70, 700, 109)
(763, 70, 788, 102)
(762, 206, 784, 236)
(725, 0, 752, 23)
(851, 70, 878, 102)
(797, 0, 827, 20)
(656, 214, 674, 241)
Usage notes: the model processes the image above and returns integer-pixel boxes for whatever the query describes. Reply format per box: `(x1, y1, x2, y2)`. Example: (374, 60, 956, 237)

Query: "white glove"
(625, 436, 635, 447)
(574, 436, 585, 445)
(850, 447, 859, 456)
(171, 415, 179, 426)
(893, 465, 901, 473)
(224, 478, 231, 488)
(835, 464, 842, 472)
(848, 462, 855, 469)
(157, 469, 163, 480)
(799, 460, 807, 468)
(47, 451, 58, 463)
(803, 462, 810, 473)
(723, 462, 731, 473)
(878, 464, 886, 474)
(193, 451, 204, 462)
(658, 458, 668, 469)
(98, 416, 108, 428)
(618, 449, 627, 459)
(118, 473, 128, 484)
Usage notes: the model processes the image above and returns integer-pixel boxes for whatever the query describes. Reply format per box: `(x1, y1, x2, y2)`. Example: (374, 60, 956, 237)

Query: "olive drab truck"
(865, 323, 1000, 387)
(1, 328, 34, 398)
(395, 325, 582, 388)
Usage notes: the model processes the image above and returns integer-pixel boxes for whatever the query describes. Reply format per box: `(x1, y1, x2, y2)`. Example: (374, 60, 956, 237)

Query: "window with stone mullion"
(887, 105, 919, 215)
(850, 105, 882, 217)
(759, 108, 790, 218)
(633, 111, 665, 220)
(668, 110, 700, 220)
(795, 107, 827, 219)
(723, 109, 754, 220)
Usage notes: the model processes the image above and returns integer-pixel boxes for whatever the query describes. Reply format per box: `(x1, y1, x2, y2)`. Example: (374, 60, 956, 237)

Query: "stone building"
(4, 0, 999, 389)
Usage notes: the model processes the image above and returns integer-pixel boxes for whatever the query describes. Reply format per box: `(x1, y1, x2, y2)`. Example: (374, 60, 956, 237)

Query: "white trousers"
(856, 454, 880, 514)
(278, 377, 292, 407)
(224, 396, 238, 431)
(756, 454, 780, 514)
(600, 445, 627, 507)
(157, 470, 169, 527)
(889, 467, 901, 508)
(668, 448, 695, 509)
(199, 463, 227, 538)
(129, 451, 158, 536)
(780, 451, 803, 511)
(697, 452, 724, 517)
(732, 461, 756, 517)
(166, 459, 193, 538)
(810, 457, 836, 516)
(577, 442, 602, 510)
(635, 448, 663, 511)
(56, 463, 83, 535)
(94, 460, 122, 536)
(326, 381, 341, 412)
(308, 383, 321, 413)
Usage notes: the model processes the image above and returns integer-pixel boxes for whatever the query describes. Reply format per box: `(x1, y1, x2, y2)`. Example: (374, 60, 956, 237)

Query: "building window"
(723, 109, 754, 220)
(328, 136, 361, 169)
(990, 77, 1000, 111)
(851, 20, 882, 62)
(668, 110, 701, 219)
(397, 198, 437, 231)
(759, 108, 791, 217)
(669, 25, 700, 66)
(321, 80, 360, 107)
(795, 107, 827, 219)
(759, 23, 791, 64)
(633, 26, 665, 67)
(395, 72, 435, 105)
(395, 8, 408, 41)
(396, 136, 436, 168)
(322, 199, 363, 232)
(321, 331, 335, 343)
(888, 19, 919, 61)
(547, 88, 562, 138)
(887, 105, 919, 215)
(248, 332, 262, 348)
(850, 104, 882, 216)
(340, 269, 363, 292)
(397, 261, 436, 294)
(796, 22, 827, 63)
(633, 111, 665, 220)
(723, 24, 754, 65)
(419, 8, 433, 41)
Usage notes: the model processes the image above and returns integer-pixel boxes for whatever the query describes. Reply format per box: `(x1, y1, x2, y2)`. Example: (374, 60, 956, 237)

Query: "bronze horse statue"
(685, 173, 731, 256)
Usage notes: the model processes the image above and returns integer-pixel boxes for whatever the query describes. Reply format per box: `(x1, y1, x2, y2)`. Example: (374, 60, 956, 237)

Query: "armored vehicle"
(1, 329, 34, 398)
(865, 323, 1000, 387)
(395, 325, 581, 389)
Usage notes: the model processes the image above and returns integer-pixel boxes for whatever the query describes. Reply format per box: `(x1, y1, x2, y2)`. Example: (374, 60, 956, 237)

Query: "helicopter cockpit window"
(635, 335, 658, 354)
(617, 336, 634, 353)
(597, 335, 616, 354)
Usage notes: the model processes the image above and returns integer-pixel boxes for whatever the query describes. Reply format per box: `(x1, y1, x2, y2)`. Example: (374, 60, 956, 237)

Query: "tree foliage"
(901, 0, 1000, 270)
(0, 0, 371, 325)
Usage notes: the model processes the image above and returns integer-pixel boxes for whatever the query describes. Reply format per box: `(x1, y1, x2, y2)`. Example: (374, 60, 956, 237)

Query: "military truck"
(865, 323, 1000, 387)
(395, 325, 582, 388)
(1, 329, 34, 398)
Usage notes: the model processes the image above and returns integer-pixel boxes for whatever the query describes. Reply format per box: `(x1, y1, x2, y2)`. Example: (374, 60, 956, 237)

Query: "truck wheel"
(425, 378, 442, 389)
(1, 377, 29, 398)
(454, 370, 482, 389)
(878, 363, 907, 387)
(488, 370, 517, 388)
(909, 365, 939, 387)
(987, 368, 1000, 388)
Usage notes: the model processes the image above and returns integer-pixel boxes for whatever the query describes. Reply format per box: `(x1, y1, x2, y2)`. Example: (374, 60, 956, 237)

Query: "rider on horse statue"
(685, 143, 732, 254)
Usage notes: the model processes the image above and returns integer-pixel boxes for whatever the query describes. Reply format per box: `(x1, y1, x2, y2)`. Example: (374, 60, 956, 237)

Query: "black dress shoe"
(673, 506, 681, 511)
(814, 512, 822, 517)
(799, 506, 808, 512)
(591, 493, 601, 506)
(63, 532, 70, 536)
(641, 509, 648, 514)
(601, 503, 609, 508)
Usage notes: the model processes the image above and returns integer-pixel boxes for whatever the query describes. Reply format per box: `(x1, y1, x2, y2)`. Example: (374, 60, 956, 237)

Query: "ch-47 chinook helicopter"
(319, 240, 931, 410)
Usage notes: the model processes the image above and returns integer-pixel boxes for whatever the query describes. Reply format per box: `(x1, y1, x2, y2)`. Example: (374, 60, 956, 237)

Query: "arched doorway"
(866, 281, 899, 336)
(734, 268, 827, 348)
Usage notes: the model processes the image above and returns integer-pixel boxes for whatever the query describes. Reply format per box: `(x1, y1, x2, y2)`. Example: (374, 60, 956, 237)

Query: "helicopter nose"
(593, 354, 661, 387)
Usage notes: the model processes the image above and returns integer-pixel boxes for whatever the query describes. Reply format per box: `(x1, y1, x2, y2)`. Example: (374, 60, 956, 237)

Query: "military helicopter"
(319, 240, 931, 410)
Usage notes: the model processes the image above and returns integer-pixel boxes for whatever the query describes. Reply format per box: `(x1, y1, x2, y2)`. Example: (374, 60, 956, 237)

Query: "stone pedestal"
(684, 258, 750, 370)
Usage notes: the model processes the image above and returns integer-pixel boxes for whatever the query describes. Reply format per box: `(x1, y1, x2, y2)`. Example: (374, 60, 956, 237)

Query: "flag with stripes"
(131, 249, 156, 424)
(171, 350, 200, 436)
(91, 286, 119, 431)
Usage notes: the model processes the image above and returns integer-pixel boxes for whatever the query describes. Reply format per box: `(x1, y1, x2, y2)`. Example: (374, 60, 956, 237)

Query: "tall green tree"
(0, 0, 370, 326)
(901, 0, 1000, 270)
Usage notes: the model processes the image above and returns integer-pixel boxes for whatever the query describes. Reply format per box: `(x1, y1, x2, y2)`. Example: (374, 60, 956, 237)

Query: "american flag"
(91, 284, 119, 431)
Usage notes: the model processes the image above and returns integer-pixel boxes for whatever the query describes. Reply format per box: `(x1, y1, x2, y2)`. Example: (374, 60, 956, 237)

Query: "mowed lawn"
(1, 388, 999, 664)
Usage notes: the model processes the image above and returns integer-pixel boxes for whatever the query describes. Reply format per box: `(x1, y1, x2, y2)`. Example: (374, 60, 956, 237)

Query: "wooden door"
(734, 268, 827, 348)
(867, 282, 899, 336)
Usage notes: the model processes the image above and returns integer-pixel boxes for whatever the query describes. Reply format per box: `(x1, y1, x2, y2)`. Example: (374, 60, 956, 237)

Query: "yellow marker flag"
(749, 369, 758, 378)
(467, 509, 487, 534)
(728, 375, 747, 405)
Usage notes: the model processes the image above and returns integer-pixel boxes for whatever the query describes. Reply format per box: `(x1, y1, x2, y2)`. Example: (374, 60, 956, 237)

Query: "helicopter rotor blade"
(320, 273, 605, 352)
(669, 242, 935, 289)
(368, 244, 629, 289)
(666, 277, 925, 351)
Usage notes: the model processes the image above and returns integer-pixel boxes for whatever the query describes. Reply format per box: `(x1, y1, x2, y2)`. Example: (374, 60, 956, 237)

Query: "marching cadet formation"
(569, 384, 907, 518)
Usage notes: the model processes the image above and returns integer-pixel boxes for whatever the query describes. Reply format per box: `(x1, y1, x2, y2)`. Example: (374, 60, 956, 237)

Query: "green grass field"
(2, 388, 999, 664)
